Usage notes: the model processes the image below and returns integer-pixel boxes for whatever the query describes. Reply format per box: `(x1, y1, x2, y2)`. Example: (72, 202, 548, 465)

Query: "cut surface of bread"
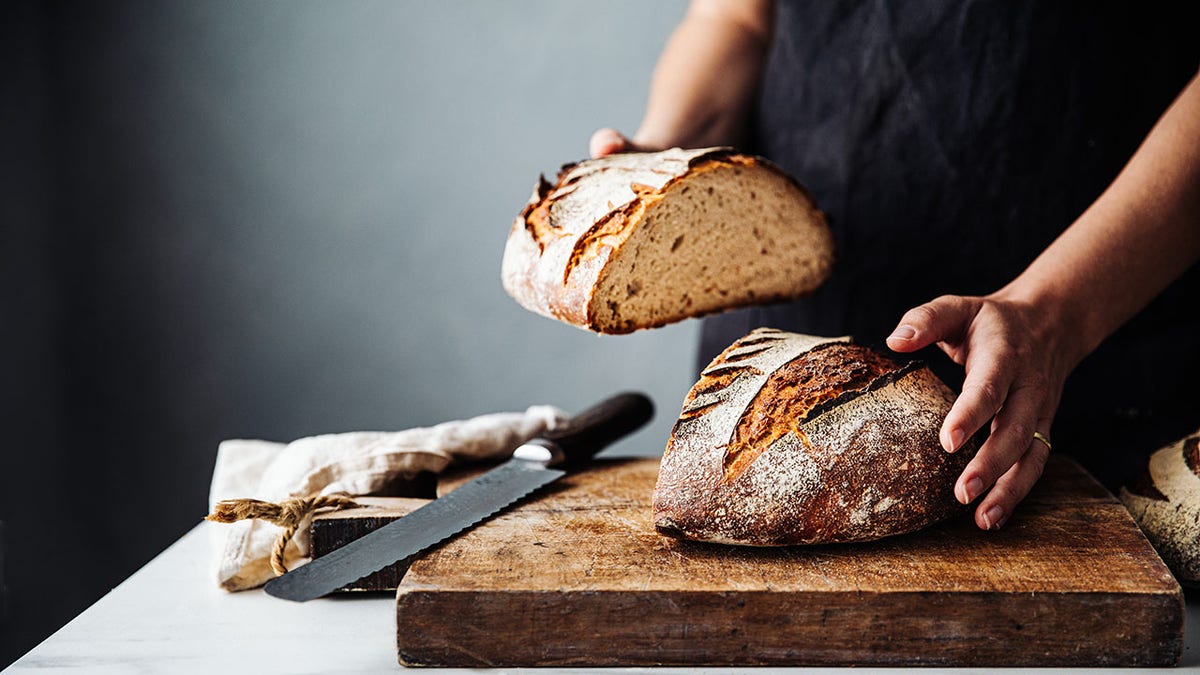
(654, 328, 975, 546)
(501, 148, 833, 333)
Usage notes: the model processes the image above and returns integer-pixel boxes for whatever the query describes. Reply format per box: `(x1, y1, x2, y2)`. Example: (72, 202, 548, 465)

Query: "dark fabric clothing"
(699, 0, 1200, 487)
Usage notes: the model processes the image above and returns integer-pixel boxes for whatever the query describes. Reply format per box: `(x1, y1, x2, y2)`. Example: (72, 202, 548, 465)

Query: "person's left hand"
(886, 291, 1076, 530)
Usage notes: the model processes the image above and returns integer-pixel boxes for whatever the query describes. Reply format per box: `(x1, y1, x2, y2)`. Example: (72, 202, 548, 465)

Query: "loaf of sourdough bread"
(1120, 429, 1200, 586)
(501, 148, 833, 333)
(653, 328, 975, 545)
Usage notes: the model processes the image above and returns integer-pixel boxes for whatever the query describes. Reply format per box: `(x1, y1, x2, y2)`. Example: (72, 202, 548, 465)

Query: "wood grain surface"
(310, 497, 428, 592)
(315, 456, 1183, 667)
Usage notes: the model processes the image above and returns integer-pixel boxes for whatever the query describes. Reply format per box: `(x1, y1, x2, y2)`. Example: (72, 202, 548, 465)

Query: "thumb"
(589, 128, 634, 158)
(887, 295, 978, 353)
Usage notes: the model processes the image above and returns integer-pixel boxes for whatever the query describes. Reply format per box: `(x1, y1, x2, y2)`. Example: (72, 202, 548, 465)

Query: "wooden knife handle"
(539, 392, 654, 467)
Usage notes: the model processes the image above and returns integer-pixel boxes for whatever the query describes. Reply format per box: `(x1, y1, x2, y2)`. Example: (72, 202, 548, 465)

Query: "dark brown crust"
(1125, 468, 1170, 503)
(803, 359, 926, 423)
(653, 329, 976, 546)
(722, 343, 902, 483)
(736, 333, 789, 347)
(1183, 436, 1200, 477)
(500, 148, 831, 333)
(683, 369, 746, 406)
(724, 345, 774, 362)
(669, 338, 769, 450)
(519, 175, 555, 250)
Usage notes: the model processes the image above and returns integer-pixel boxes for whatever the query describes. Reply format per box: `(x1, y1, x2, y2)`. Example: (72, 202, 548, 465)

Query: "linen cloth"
(207, 406, 565, 591)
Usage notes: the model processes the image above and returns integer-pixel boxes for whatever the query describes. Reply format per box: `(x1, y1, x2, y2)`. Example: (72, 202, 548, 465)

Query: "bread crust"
(1120, 430, 1200, 586)
(653, 328, 976, 545)
(501, 148, 831, 333)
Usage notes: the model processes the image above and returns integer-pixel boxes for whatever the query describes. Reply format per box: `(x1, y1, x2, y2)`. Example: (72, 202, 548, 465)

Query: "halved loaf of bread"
(501, 148, 833, 334)
(653, 328, 975, 546)
(1120, 429, 1200, 586)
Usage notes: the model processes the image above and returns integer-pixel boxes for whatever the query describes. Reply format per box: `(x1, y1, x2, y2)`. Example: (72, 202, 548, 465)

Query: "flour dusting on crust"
(654, 329, 975, 546)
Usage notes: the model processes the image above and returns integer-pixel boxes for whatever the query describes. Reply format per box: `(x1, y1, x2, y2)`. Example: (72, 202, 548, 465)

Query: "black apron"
(699, 0, 1200, 487)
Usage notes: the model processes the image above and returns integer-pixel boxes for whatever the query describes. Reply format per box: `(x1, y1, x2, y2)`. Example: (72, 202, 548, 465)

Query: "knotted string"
(206, 494, 363, 575)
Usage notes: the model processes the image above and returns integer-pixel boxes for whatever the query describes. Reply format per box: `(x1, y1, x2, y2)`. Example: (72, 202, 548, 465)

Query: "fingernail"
(888, 325, 916, 341)
(983, 505, 1005, 530)
(945, 427, 965, 452)
(961, 476, 983, 503)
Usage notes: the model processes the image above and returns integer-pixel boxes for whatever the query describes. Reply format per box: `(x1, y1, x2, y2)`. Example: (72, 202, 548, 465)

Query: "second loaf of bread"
(1120, 429, 1200, 586)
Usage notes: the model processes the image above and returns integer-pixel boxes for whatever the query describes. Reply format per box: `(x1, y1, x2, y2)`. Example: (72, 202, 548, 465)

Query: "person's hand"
(886, 291, 1076, 530)
(588, 128, 664, 159)
(885, 73, 1200, 529)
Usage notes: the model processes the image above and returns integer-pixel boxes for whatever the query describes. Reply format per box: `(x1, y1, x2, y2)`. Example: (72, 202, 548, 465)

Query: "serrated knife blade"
(264, 391, 653, 602)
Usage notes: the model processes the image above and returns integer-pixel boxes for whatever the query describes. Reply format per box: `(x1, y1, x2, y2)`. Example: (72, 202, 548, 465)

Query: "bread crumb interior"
(591, 162, 833, 332)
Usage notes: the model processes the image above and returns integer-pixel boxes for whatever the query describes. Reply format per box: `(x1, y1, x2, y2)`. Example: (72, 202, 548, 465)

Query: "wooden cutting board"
(312, 455, 1183, 668)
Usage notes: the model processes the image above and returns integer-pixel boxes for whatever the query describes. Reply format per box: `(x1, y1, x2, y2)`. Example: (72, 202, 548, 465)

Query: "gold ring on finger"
(1032, 431, 1052, 453)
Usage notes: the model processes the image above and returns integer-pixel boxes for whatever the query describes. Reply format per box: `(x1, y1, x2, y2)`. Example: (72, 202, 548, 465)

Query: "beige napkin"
(207, 405, 566, 591)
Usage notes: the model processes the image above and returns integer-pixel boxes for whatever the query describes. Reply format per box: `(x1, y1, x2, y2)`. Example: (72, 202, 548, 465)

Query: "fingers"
(940, 344, 1019, 452)
(892, 294, 1063, 531)
(971, 421, 1052, 530)
(889, 295, 997, 452)
(589, 128, 633, 158)
(954, 378, 1043, 503)
(887, 295, 978, 354)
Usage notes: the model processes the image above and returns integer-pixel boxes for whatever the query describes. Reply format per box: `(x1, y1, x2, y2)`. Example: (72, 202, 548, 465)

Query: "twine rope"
(206, 494, 363, 575)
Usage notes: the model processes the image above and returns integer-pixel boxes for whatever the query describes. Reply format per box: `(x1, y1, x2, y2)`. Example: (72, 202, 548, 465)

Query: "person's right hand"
(589, 128, 663, 159)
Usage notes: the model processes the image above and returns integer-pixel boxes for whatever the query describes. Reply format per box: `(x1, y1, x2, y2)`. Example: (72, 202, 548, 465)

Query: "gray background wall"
(0, 1, 692, 665)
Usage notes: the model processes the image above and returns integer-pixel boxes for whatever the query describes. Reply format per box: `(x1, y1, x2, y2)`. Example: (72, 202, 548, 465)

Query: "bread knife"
(264, 391, 654, 602)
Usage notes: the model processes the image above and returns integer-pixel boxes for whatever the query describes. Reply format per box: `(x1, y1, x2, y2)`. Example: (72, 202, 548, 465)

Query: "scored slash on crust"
(716, 340, 905, 484)
(500, 148, 835, 333)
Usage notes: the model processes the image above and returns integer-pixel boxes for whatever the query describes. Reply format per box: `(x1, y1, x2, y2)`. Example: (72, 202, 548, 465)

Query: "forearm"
(999, 72, 1200, 366)
(633, 0, 773, 150)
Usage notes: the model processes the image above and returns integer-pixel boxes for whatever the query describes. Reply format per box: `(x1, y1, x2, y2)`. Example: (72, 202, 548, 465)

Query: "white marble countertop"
(5, 522, 1197, 674)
